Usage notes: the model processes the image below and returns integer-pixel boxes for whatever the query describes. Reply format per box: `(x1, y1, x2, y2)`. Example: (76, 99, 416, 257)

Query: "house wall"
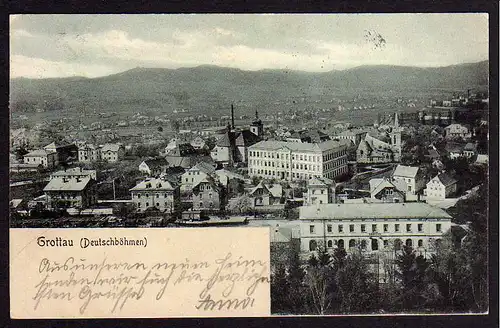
(248, 145, 347, 181)
(211, 146, 230, 163)
(131, 190, 177, 212)
(299, 218, 452, 254)
(192, 187, 221, 211)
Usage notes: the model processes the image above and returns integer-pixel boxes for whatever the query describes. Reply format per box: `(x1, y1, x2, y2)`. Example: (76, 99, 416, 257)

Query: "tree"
(228, 194, 253, 214)
(270, 263, 290, 314)
(304, 265, 335, 314)
(336, 248, 378, 313)
(157, 126, 163, 132)
(395, 245, 429, 310)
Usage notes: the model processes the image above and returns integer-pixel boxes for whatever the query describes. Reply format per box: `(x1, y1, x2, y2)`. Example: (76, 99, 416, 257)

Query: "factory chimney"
(231, 103, 235, 130)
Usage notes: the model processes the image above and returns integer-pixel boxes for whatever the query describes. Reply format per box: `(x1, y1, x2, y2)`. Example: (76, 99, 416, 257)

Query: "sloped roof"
(235, 130, 261, 147)
(144, 158, 169, 168)
(101, 143, 122, 152)
(44, 177, 93, 192)
(216, 132, 232, 147)
(435, 173, 457, 187)
(130, 178, 176, 191)
(308, 176, 334, 187)
(370, 178, 403, 196)
(190, 161, 216, 175)
(464, 143, 477, 151)
(249, 139, 345, 153)
(249, 182, 283, 198)
(192, 175, 221, 191)
(44, 141, 70, 150)
(393, 165, 419, 178)
(25, 149, 52, 157)
(300, 203, 452, 220)
(51, 167, 96, 177)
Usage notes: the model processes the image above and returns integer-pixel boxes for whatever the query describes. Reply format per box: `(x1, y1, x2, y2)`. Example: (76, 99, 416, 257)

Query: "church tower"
(390, 112, 402, 161)
(250, 109, 264, 137)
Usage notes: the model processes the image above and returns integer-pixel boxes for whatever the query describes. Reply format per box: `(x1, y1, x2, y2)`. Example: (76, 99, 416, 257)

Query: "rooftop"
(43, 177, 93, 192)
(249, 139, 346, 153)
(393, 165, 420, 178)
(130, 178, 176, 191)
(300, 203, 452, 220)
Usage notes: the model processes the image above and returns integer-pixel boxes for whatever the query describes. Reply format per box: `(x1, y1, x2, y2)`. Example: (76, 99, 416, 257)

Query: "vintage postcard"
(9, 13, 489, 317)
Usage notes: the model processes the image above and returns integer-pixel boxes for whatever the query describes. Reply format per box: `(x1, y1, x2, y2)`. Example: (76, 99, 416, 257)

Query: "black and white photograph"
(9, 13, 490, 315)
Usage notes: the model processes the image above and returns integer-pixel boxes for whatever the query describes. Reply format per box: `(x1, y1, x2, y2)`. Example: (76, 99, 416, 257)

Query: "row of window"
(309, 238, 435, 251)
(323, 150, 347, 162)
(134, 193, 173, 198)
(137, 201, 173, 208)
(312, 223, 442, 234)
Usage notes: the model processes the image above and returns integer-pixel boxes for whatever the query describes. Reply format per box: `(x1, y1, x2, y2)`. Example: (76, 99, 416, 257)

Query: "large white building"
(129, 178, 179, 213)
(299, 203, 452, 256)
(248, 140, 348, 181)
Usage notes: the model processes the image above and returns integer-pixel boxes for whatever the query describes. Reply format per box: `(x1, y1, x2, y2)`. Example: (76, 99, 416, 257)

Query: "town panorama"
(9, 14, 489, 315)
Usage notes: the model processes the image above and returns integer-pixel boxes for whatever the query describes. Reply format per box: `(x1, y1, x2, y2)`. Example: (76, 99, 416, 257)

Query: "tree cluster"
(271, 199, 488, 315)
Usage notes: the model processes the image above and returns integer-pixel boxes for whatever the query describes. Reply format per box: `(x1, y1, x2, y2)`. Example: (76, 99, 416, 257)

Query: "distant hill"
(10, 60, 489, 114)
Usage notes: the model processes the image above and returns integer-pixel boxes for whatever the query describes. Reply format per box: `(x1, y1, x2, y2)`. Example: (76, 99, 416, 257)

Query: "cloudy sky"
(10, 14, 488, 79)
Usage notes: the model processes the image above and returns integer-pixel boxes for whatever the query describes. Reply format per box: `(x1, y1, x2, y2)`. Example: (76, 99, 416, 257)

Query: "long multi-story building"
(299, 203, 452, 256)
(248, 140, 348, 181)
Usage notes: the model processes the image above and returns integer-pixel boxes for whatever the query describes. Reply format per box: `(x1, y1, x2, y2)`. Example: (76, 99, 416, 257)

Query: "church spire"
(255, 109, 259, 120)
(394, 112, 399, 128)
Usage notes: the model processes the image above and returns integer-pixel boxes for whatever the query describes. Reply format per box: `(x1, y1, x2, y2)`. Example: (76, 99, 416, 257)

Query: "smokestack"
(231, 104, 235, 130)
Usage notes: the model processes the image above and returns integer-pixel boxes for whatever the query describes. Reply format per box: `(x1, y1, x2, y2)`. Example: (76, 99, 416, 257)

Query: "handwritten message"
(10, 228, 270, 318)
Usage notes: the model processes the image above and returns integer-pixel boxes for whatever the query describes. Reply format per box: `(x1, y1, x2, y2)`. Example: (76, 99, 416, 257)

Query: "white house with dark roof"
(101, 143, 124, 162)
(299, 202, 452, 256)
(43, 176, 97, 210)
(181, 161, 217, 191)
(425, 173, 457, 201)
(305, 176, 336, 205)
(23, 149, 59, 168)
(191, 176, 225, 211)
(369, 177, 406, 203)
(392, 164, 426, 199)
(190, 136, 207, 150)
(129, 177, 179, 213)
(445, 123, 471, 140)
(248, 181, 284, 207)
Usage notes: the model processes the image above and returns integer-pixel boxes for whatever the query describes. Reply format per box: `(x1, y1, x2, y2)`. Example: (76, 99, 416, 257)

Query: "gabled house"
(44, 141, 78, 164)
(392, 164, 426, 199)
(190, 136, 207, 150)
(180, 161, 217, 192)
(248, 181, 284, 207)
(210, 127, 261, 165)
(23, 149, 59, 168)
(101, 143, 124, 162)
(445, 124, 471, 140)
(139, 158, 170, 177)
(78, 143, 101, 163)
(129, 177, 179, 213)
(43, 176, 97, 210)
(425, 173, 457, 201)
(369, 177, 405, 203)
(192, 176, 225, 212)
(305, 176, 336, 205)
